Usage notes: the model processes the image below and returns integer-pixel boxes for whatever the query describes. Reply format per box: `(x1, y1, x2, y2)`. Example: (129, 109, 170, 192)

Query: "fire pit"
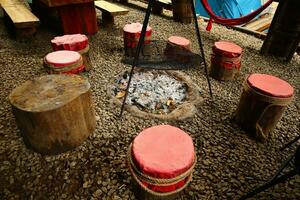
(109, 69, 204, 120)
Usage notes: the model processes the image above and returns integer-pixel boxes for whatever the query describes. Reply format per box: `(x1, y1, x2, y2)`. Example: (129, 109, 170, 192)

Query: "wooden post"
(9, 75, 96, 154)
(260, 0, 300, 61)
(171, 0, 192, 23)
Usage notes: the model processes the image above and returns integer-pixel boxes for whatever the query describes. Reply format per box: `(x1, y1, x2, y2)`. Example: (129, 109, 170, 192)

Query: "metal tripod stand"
(119, 0, 213, 117)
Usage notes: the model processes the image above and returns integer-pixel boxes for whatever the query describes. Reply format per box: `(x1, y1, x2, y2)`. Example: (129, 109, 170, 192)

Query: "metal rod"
(190, 0, 213, 98)
(239, 169, 297, 200)
(280, 134, 300, 151)
(119, 0, 154, 117)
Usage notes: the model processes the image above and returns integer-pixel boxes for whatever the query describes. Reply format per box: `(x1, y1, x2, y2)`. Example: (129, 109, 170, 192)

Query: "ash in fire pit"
(110, 70, 204, 121)
(113, 71, 187, 114)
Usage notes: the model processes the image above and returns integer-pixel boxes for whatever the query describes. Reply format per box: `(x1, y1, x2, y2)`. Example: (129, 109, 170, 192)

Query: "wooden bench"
(95, 0, 129, 27)
(0, 0, 39, 37)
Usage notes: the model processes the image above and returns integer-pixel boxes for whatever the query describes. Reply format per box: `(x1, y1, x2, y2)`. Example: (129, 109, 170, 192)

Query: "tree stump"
(51, 34, 92, 71)
(9, 75, 96, 154)
(164, 36, 192, 63)
(171, 0, 192, 23)
(123, 23, 152, 57)
(210, 41, 242, 81)
(235, 74, 294, 142)
(44, 50, 85, 74)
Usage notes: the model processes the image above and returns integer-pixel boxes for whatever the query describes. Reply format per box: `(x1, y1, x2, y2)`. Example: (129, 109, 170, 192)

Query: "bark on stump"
(171, 0, 192, 23)
(9, 74, 96, 154)
(164, 36, 192, 64)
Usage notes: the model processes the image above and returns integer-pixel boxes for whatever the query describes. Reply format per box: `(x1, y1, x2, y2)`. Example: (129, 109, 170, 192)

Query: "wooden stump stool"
(164, 36, 192, 63)
(9, 75, 96, 154)
(235, 74, 294, 141)
(210, 41, 242, 81)
(123, 23, 152, 57)
(127, 125, 196, 199)
(171, 0, 192, 23)
(44, 50, 85, 74)
(51, 34, 92, 71)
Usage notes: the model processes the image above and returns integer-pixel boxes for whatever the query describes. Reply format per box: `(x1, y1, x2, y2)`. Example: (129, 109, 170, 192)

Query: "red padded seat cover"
(51, 34, 88, 51)
(168, 36, 190, 47)
(45, 50, 81, 67)
(247, 74, 294, 98)
(132, 125, 195, 179)
(213, 41, 242, 58)
(123, 22, 152, 33)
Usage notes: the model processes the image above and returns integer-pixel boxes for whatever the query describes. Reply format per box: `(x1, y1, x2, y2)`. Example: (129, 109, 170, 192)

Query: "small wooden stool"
(51, 34, 92, 71)
(9, 75, 96, 154)
(210, 41, 242, 81)
(123, 23, 152, 57)
(127, 125, 196, 199)
(164, 36, 192, 63)
(235, 74, 294, 141)
(44, 50, 85, 74)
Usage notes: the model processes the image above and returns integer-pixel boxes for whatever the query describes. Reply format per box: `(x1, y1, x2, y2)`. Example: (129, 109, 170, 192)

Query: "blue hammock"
(196, 0, 262, 18)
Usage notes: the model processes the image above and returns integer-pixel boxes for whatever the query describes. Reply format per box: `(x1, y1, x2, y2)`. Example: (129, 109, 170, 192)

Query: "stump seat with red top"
(44, 50, 85, 74)
(235, 74, 294, 141)
(210, 41, 243, 81)
(164, 36, 192, 63)
(128, 125, 196, 199)
(123, 22, 152, 57)
(51, 34, 92, 71)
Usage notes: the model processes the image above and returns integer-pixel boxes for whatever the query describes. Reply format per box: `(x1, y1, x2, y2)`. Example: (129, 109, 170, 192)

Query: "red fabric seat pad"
(168, 36, 190, 47)
(45, 50, 82, 67)
(123, 23, 152, 48)
(247, 74, 294, 98)
(132, 125, 195, 193)
(51, 34, 89, 51)
(213, 41, 242, 58)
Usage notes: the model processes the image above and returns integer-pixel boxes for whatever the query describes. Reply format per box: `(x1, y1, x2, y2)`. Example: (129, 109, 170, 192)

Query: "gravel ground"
(0, 1, 300, 199)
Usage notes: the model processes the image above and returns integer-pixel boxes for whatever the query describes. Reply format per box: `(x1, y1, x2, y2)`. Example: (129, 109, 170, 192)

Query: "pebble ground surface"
(0, 1, 299, 199)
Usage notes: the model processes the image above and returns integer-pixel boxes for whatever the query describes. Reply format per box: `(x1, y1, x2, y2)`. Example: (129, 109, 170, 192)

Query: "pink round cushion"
(247, 74, 294, 98)
(45, 50, 81, 67)
(123, 22, 152, 33)
(168, 36, 190, 47)
(51, 34, 88, 51)
(213, 41, 242, 57)
(132, 125, 195, 179)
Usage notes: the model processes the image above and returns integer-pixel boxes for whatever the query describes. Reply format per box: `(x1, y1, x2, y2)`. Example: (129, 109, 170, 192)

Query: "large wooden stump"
(235, 74, 294, 142)
(260, 0, 300, 61)
(171, 0, 192, 23)
(9, 75, 96, 154)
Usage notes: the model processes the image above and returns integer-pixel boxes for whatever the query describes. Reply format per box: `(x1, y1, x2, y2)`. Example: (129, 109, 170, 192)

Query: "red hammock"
(200, 0, 274, 30)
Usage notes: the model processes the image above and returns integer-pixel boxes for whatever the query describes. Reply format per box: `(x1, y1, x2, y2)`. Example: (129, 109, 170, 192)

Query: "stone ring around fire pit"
(109, 69, 205, 121)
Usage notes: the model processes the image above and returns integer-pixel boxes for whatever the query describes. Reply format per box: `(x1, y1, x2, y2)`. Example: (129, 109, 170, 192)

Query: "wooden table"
(32, 0, 98, 34)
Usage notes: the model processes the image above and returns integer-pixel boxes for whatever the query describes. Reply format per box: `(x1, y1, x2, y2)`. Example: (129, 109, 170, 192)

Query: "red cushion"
(247, 74, 294, 98)
(213, 41, 242, 57)
(51, 34, 88, 51)
(45, 50, 81, 67)
(132, 125, 195, 179)
(168, 36, 190, 47)
(123, 22, 152, 33)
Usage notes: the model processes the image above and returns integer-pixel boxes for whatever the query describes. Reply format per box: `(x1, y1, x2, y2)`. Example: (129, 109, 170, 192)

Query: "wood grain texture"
(9, 75, 96, 154)
(1, 0, 39, 28)
(95, 0, 129, 16)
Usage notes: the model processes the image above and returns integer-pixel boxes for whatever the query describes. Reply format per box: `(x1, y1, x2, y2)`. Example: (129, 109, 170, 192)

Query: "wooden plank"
(1, 4, 39, 28)
(95, 0, 128, 16)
